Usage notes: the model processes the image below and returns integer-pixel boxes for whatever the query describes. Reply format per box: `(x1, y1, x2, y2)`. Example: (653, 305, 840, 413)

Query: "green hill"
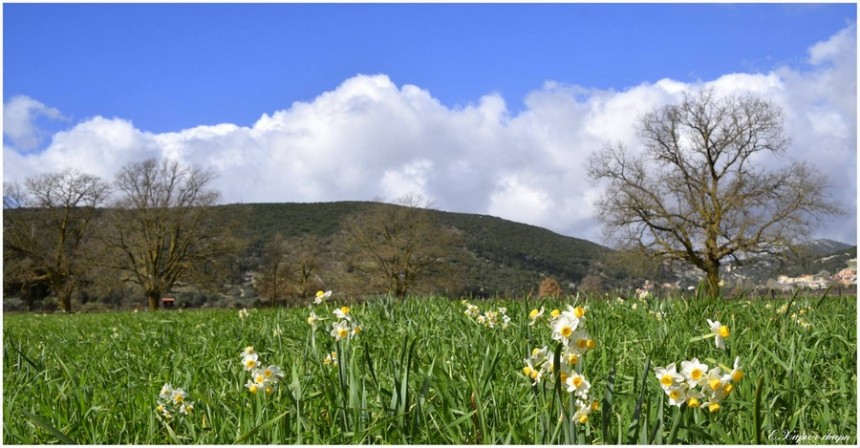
(211, 201, 610, 296)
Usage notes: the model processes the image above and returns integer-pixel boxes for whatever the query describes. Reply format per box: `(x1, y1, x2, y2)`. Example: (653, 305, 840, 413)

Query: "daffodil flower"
(528, 307, 545, 325)
(565, 372, 591, 399)
(333, 306, 351, 321)
(314, 290, 332, 304)
(707, 319, 730, 349)
(655, 363, 685, 391)
(666, 384, 689, 407)
(242, 353, 260, 371)
(331, 320, 350, 341)
(681, 358, 709, 388)
(572, 401, 593, 425)
(551, 315, 580, 345)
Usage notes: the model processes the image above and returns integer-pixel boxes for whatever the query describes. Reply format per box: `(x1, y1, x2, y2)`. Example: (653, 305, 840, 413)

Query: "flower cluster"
(330, 305, 362, 341)
(156, 383, 194, 420)
(462, 301, 512, 330)
(240, 346, 284, 395)
(766, 303, 812, 328)
(523, 304, 599, 424)
(323, 351, 338, 367)
(655, 356, 743, 412)
(655, 319, 744, 412)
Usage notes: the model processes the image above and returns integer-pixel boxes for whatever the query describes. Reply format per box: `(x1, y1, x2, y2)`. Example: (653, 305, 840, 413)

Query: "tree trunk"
(705, 267, 722, 299)
(147, 290, 161, 310)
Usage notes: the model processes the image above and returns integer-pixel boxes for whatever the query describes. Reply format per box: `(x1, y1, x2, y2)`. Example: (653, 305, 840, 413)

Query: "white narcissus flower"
(522, 359, 543, 385)
(707, 319, 730, 349)
(572, 401, 593, 425)
(727, 356, 744, 383)
(565, 372, 591, 399)
(528, 307, 545, 325)
(159, 383, 173, 400)
(551, 315, 580, 345)
(307, 311, 320, 328)
(331, 321, 350, 341)
(314, 290, 332, 304)
(655, 363, 684, 391)
(666, 384, 689, 407)
(702, 367, 725, 395)
(242, 352, 260, 371)
(262, 365, 284, 383)
(681, 358, 709, 388)
(333, 306, 351, 321)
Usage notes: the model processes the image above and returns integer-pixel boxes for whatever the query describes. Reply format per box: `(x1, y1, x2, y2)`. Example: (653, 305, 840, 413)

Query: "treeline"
(2, 162, 468, 312)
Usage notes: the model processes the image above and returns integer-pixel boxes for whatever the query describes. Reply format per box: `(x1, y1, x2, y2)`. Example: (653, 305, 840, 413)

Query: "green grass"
(3, 294, 856, 444)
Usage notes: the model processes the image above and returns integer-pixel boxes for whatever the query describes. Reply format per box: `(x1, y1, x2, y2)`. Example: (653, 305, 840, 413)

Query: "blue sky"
(5, 3, 855, 132)
(3, 2, 857, 245)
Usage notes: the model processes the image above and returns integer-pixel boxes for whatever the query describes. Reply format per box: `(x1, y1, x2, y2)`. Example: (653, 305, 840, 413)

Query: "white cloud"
(3, 95, 64, 150)
(4, 26, 856, 245)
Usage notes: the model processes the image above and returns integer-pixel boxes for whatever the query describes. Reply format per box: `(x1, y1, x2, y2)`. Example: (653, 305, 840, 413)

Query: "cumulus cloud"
(4, 25, 856, 245)
(3, 95, 64, 150)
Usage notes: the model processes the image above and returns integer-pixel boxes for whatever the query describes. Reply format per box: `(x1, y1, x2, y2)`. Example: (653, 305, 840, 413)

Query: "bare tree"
(337, 194, 464, 299)
(256, 233, 325, 305)
(101, 158, 232, 310)
(588, 89, 841, 298)
(3, 170, 111, 312)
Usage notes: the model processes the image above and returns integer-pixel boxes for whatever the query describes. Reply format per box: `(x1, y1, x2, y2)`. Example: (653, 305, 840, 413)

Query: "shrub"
(538, 276, 563, 298)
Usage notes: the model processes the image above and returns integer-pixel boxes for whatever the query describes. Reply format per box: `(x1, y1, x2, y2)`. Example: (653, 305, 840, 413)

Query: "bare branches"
(588, 88, 841, 297)
(101, 158, 230, 310)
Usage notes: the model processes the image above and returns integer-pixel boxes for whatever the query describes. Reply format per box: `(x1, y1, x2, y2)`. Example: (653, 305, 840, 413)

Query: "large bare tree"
(338, 195, 464, 299)
(102, 158, 231, 310)
(588, 89, 840, 298)
(3, 171, 111, 312)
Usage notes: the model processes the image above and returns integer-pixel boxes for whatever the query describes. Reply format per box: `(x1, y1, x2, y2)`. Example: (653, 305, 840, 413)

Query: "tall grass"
(3, 294, 856, 444)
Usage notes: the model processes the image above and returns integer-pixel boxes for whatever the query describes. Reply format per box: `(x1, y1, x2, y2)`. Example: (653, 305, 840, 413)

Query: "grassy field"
(3, 293, 857, 444)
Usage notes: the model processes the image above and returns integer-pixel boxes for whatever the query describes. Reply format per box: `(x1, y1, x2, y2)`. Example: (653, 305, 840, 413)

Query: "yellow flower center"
(264, 369, 273, 378)
(723, 383, 734, 395)
(523, 366, 533, 377)
(532, 348, 541, 356)
(353, 326, 362, 334)
(248, 385, 258, 394)
(577, 338, 588, 349)
(341, 306, 350, 315)
(708, 402, 721, 413)
(316, 290, 325, 297)
(156, 404, 164, 413)
(550, 309, 560, 318)
(661, 374, 674, 387)
(687, 397, 700, 408)
(560, 372, 569, 383)
(732, 370, 744, 382)
(719, 325, 730, 338)
(691, 368, 703, 380)
(574, 306, 585, 318)
(578, 414, 589, 424)
(590, 401, 600, 411)
(709, 378, 722, 391)
(572, 376, 583, 387)
(586, 339, 596, 349)
(669, 390, 681, 401)
(245, 359, 257, 369)
(338, 328, 349, 339)
(561, 326, 573, 338)
(529, 309, 539, 319)
(265, 386, 274, 395)
(568, 354, 579, 365)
